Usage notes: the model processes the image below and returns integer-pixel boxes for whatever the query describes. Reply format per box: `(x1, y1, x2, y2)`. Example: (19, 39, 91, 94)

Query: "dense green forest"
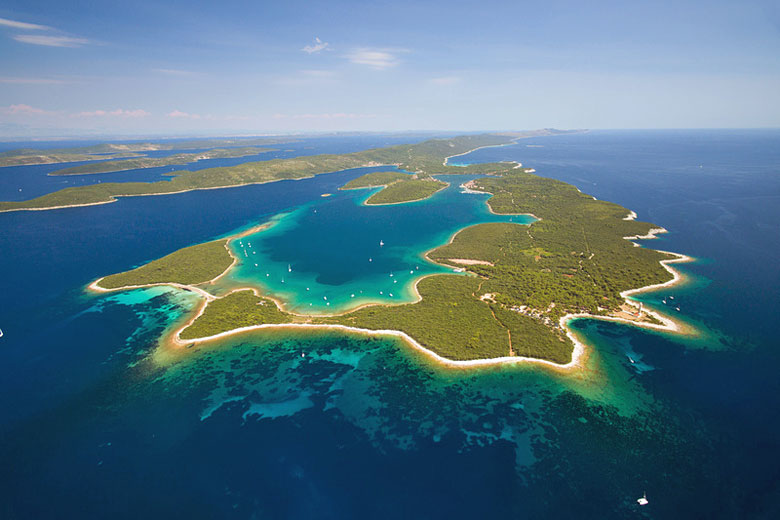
(179, 290, 292, 340)
(341, 170, 447, 205)
(365, 178, 448, 204)
(340, 170, 412, 189)
(98, 240, 233, 289)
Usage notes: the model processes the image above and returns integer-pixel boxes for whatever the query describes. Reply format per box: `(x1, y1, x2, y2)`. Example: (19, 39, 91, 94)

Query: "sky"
(0, 0, 779, 137)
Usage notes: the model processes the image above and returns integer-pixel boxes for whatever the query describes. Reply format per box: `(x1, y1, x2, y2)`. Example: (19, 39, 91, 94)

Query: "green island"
(0, 151, 144, 168)
(340, 170, 411, 189)
(341, 170, 448, 205)
(49, 147, 274, 175)
(88, 131, 682, 366)
(0, 137, 291, 168)
(0, 130, 564, 212)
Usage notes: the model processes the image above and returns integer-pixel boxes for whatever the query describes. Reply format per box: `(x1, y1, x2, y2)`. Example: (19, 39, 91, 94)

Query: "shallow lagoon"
(224, 174, 533, 313)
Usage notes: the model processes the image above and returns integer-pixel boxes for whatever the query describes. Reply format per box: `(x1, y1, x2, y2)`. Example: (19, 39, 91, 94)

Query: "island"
(48, 147, 274, 175)
(87, 131, 691, 369)
(0, 151, 145, 167)
(340, 171, 448, 205)
(0, 137, 290, 168)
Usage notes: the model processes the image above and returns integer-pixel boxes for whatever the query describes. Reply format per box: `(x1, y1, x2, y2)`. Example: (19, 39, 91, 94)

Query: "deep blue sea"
(1, 130, 778, 519)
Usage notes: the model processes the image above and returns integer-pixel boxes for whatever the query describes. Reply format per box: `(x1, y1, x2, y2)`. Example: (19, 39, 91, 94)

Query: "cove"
(221, 174, 535, 314)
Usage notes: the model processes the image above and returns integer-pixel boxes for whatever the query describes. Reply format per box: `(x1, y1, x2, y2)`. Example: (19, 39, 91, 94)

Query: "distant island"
(0, 137, 290, 168)
(48, 147, 274, 175)
(85, 130, 691, 369)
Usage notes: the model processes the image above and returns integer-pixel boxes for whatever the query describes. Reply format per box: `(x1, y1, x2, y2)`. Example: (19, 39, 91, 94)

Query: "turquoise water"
(224, 174, 534, 313)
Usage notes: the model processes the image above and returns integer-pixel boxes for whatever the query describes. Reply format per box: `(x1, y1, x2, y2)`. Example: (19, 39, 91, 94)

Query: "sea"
(0, 129, 778, 519)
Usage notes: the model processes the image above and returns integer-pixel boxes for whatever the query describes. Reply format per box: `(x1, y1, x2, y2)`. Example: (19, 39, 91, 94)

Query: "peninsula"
(86, 130, 690, 368)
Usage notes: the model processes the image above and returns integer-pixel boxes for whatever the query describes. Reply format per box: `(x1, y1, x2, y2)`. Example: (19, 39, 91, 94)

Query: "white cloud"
(2, 104, 52, 115)
(428, 76, 461, 86)
(346, 49, 400, 70)
(167, 110, 201, 119)
(0, 17, 50, 31)
(1, 17, 91, 48)
(302, 37, 330, 54)
(74, 109, 149, 118)
(13, 34, 89, 47)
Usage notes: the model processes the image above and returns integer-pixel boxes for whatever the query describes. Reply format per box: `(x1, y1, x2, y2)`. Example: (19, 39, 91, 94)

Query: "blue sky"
(1, 0, 779, 136)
